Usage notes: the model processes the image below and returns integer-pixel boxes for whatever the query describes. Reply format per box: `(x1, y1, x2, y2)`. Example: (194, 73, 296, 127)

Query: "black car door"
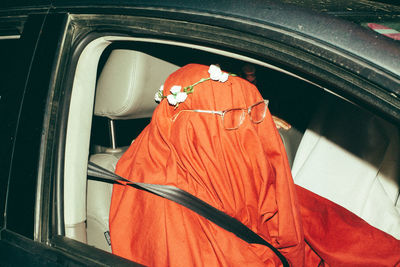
(0, 11, 135, 265)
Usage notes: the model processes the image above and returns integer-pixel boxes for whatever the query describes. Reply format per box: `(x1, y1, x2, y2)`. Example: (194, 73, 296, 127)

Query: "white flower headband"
(154, 64, 236, 108)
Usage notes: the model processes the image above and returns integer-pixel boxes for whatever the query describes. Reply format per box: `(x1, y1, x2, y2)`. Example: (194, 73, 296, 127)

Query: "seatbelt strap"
(87, 161, 289, 267)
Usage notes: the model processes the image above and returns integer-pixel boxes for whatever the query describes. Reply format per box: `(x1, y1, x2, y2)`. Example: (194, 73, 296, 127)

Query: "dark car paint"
(0, 0, 399, 266)
(2, 1, 400, 106)
(59, 1, 400, 125)
(1, 1, 400, 94)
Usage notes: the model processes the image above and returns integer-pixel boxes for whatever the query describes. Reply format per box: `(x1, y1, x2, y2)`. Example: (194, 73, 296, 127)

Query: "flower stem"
(184, 78, 210, 94)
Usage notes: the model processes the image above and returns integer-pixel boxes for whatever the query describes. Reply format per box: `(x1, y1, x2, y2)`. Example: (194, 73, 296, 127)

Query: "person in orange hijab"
(109, 63, 400, 266)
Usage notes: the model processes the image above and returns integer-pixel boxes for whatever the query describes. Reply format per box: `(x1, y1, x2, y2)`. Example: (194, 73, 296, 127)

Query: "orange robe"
(109, 64, 400, 266)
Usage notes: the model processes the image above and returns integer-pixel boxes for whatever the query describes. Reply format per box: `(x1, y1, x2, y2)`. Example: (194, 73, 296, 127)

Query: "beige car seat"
(87, 49, 178, 251)
(292, 94, 400, 239)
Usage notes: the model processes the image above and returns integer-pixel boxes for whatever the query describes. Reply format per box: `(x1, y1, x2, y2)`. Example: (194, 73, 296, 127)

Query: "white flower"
(176, 92, 188, 103)
(167, 92, 188, 106)
(208, 64, 229, 82)
(154, 91, 162, 103)
(208, 64, 222, 81)
(170, 85, 182, 94)
(154, 84, 164, 103)
(219, 72, 229, 82)
(165, 85, 189, 106)
(167, 94, 178, 106)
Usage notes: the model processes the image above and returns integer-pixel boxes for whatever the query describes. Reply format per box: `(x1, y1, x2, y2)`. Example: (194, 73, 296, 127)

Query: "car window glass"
(0, 37, 20, 229)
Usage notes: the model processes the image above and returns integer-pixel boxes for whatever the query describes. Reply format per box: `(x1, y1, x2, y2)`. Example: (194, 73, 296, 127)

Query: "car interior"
(63, 36, 400, 255)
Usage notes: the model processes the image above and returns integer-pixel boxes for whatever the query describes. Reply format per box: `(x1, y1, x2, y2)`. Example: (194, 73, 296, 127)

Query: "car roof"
(2, 0, 400, 13)
(1, 0, 400, 97)
(282, 0, 400, 14)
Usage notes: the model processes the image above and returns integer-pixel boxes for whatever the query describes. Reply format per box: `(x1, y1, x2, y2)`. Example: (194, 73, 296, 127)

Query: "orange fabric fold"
(110, 64, 304, 266)
(109, 63, 400, 266)
(296, 185, 400, 266)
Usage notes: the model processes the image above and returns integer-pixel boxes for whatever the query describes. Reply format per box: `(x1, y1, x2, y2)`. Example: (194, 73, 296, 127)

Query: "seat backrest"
(291, 94, 400, 239)
(278, 127, 303, 168)
(87, 49, 179, 251)
(94, 49, 179, 119)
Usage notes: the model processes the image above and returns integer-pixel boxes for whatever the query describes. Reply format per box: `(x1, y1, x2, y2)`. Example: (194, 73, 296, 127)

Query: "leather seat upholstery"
(292, 95, 400, 239)
(278, 127, 303, 168)
(87, 49, 178, 251)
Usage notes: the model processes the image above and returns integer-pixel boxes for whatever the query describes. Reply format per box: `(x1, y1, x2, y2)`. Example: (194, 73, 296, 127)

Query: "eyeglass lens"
(222, 101, 267, 129)
(250, 101, 267, 123)
(223, 109, 245, 130)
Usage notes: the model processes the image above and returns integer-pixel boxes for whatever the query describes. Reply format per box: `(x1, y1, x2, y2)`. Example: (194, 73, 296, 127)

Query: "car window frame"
(0, 12, 48, 238)
(3, 7, 399, 265)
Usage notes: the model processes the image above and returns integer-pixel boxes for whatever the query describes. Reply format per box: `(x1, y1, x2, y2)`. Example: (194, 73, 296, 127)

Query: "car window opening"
(65, 38, 399, 259)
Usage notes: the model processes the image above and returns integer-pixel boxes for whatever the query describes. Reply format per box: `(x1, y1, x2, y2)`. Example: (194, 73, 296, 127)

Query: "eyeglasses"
(172, 99, 269, 130)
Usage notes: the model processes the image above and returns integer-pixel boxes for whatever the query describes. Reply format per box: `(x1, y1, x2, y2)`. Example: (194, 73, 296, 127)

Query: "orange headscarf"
(109, 63, 400, 266)
(109, 64, 304, 266)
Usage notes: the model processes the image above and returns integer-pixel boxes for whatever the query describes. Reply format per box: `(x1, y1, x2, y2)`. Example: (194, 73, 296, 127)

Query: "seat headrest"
(94, 49, 179, 120)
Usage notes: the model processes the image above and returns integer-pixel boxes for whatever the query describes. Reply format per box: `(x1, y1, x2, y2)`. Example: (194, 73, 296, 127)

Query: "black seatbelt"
(87, 161, 290, 267)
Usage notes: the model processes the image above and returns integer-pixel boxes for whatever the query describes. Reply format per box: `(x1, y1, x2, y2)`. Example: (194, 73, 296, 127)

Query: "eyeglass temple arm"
(192, 110, 224, 116)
